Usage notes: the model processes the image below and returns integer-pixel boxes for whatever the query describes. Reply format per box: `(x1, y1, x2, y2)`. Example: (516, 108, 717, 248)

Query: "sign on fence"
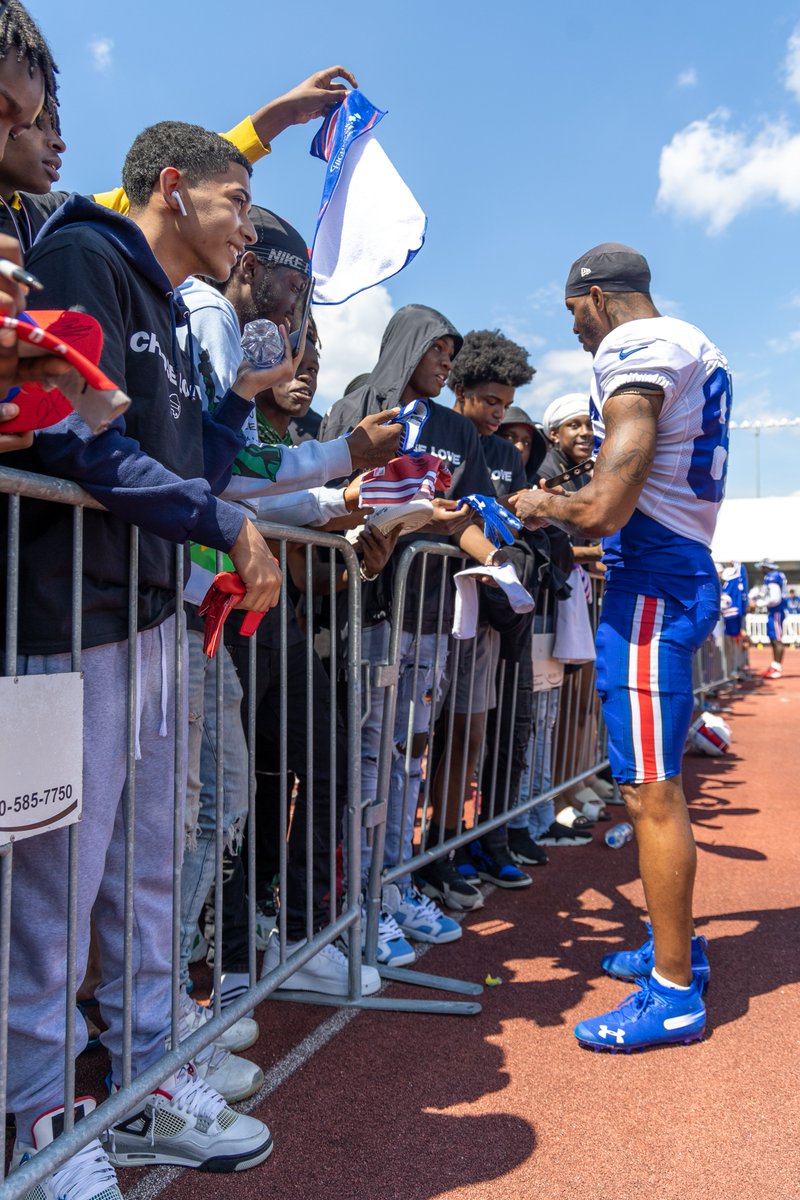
(0, 673, 83, 845)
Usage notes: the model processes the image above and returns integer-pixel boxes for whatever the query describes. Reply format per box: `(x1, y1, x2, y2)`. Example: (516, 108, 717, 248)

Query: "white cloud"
(89, 36, 113, 73)
(312, 285, 395, 406)
(513, 347, 593, 420)
(658, 26, 800, 232)
(657, 109, 800, 233)
(676, 67, 698, 88)
(767, 329, 800, 354)
(785, 26, 800, 99)
(652, 292, 683, 318)
(526, 282, 565, 313)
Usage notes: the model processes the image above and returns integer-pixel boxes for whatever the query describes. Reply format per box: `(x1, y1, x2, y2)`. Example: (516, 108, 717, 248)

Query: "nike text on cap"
(565, 242, 651, 299)
(248, 205, 310, 276)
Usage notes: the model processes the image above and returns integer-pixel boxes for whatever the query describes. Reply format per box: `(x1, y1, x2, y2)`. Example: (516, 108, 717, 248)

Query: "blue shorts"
(595, 584, 719, 785)
(767, 610, 784, 643)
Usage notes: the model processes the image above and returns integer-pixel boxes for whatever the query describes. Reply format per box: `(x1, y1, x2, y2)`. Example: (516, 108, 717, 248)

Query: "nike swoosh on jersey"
(618, 345, 649, 360)
(663, 1010, 706, 1030)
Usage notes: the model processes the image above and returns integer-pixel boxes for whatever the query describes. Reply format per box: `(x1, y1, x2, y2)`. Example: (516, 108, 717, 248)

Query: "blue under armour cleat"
(601, 922, 710, 993)
(574, 974, 706, 1053)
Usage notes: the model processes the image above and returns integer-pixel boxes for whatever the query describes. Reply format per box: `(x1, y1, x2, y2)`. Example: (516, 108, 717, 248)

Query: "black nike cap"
(565, 242, 651, 299)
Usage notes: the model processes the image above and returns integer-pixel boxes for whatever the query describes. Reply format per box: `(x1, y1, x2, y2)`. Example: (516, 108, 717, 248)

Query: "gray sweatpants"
(5, 616, 183, 1141)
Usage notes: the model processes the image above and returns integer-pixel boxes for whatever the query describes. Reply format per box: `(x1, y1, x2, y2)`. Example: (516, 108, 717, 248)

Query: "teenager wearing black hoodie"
(320, 305, 501, 958)
(2, 122, 281, 1190)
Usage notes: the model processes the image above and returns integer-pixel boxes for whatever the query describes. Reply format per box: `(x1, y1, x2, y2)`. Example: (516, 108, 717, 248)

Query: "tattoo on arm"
(595, 387, 661, 488)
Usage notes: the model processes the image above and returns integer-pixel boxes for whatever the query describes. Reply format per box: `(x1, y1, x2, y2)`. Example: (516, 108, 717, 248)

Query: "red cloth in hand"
(198, 571, 265, 658)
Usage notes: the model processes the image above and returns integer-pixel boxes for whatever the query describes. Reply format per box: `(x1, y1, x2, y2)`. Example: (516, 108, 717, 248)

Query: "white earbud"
(174, 190, 188, 218)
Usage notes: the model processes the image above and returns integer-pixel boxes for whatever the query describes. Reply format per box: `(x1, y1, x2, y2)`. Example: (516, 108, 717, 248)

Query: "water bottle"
(241, 319, 285, 369)
(604, 821, 634, 849)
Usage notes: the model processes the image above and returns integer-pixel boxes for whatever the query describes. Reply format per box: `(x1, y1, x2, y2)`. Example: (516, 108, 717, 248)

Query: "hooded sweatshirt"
(320, 304, 493, 631)
(0, 194, 253, 655)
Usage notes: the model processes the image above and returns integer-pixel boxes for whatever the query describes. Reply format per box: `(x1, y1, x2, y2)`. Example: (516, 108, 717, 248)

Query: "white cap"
(542, 392, 590, 434)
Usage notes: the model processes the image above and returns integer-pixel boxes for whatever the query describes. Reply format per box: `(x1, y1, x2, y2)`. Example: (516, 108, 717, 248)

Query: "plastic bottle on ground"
(604, 822, 634, 849)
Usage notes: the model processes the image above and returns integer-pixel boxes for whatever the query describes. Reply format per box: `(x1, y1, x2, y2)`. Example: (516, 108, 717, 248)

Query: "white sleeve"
(766, 583, 784, 608)
(189, 301, 244, 398)
(220, 437, 353, 502)
(255, 486, 349, 528)
(594, 332, 695, 414)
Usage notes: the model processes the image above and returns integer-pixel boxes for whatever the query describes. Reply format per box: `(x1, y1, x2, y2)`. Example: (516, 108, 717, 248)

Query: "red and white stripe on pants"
(627, 595, 666, 782)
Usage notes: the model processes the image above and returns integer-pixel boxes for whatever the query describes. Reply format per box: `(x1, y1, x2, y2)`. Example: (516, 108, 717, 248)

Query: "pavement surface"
(94, 647, 800, 1200)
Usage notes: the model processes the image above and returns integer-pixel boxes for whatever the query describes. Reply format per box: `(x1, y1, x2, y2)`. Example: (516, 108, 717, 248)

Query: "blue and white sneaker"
(468, 840, 532, 889)
(382, 882, 462, 944)
(601, 922, 710, 993)
(574, 974, 706, 1053)
(366, 908, 417, 967)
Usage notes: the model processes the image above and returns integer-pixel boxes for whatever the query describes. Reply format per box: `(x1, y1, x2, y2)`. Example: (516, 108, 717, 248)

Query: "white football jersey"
(590, 316, 731, 548)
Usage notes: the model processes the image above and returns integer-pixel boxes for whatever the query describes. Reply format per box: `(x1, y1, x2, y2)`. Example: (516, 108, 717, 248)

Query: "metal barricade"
(360, 542, 609, 1015)
(0, 465, 366, 1197)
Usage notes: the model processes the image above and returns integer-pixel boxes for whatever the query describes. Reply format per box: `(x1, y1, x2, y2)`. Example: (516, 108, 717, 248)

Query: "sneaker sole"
(397, 925, 462, 944)
(475, 871, 532, 889)
(107, 1135, 274, 1172)
(576, 1029, 705, 1053)
(374, 948, 417, 967)
(509, 849, 549, 866)
(536, 836, 592, 846)
(275, 969, 381, 997)
(418, 880, 484, 911)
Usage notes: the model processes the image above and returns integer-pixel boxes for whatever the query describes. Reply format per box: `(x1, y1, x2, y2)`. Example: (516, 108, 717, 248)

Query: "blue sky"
(32, 0, 800, 499)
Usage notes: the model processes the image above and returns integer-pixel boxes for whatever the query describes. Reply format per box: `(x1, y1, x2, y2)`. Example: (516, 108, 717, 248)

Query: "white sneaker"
(262, 936, 381, 996)
(193, 1043, 263, 1104)
(11, 1099, 122, 1200)
(179, 988, 258, 1053)
(105, 1063, 272, 1171)
(382, 882, 462, 944)
(366, 497, 433, 537)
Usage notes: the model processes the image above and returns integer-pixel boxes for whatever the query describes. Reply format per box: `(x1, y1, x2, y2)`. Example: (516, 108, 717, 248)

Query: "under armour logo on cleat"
(598, 1024, 626, 1043)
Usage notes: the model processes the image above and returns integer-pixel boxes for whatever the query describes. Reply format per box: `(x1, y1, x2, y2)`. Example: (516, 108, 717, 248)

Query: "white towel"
(452, 564, 535, 640)
(310, 90, 427, 305)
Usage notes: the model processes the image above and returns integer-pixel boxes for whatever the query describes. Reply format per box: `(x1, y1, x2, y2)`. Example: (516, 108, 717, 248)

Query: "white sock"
(772, 661, 781, 671)
(652, 967, 692, 992)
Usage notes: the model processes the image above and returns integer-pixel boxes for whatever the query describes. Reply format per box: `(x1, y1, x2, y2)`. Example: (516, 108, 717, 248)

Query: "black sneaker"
(537, 820, 593, 847)
(453, 843, 481, 885)
(468, 840, 533, 889)
(507, 828, 549, 866)
(416, 853, 484, 910)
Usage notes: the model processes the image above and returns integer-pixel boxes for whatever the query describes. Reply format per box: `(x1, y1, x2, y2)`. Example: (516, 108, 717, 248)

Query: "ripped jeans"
(360, 623, 448, 890)
(179, 627, 249, 987)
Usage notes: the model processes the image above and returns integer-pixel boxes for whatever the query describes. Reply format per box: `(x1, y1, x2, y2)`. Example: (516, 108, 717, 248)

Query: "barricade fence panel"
(0, 466, 364, 1198)
(746, 612, 800, 646)
(361, 543, 610, 971)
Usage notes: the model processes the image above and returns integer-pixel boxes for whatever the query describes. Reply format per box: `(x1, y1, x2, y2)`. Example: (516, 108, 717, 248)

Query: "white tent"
(711, 496, 800, 566)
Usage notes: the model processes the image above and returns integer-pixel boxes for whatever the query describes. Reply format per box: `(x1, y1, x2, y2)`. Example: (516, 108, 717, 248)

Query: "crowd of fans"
(0, 2, 707, 1195)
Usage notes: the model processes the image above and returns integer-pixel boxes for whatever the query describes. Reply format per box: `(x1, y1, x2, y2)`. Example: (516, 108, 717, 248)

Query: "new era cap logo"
(580, 267, 592, 277)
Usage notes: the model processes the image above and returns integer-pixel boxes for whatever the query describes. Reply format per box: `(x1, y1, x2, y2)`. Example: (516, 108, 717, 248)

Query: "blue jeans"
(360, 623, 448, 889)
(179, 628, 249, 987)
(509, 686, 560, 838)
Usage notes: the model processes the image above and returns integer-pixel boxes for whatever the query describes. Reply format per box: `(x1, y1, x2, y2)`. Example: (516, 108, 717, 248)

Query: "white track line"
(122, 889, 493, 1200)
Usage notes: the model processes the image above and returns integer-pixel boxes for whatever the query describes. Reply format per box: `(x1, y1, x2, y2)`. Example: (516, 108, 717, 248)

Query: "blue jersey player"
(721, 562, 748, 639)
(515, 243, 729, 1052)
(756, 559, 788, 679)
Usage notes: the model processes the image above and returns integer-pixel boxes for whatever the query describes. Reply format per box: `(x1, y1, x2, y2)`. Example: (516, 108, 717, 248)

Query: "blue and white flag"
(310, 90, 427, 305)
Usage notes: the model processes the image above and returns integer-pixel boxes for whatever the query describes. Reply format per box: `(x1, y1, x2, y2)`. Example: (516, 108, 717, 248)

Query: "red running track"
(116, 647, 800, 1200)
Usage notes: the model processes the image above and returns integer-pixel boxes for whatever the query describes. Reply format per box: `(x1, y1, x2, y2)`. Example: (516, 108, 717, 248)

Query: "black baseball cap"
(565, 242, 651, 298)
(249, 205, 309, 275)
